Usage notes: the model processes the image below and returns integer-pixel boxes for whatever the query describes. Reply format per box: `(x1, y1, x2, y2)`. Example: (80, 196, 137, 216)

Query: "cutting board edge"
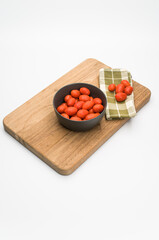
(3, 120, 69, 175)
(3, 118, 128, 175)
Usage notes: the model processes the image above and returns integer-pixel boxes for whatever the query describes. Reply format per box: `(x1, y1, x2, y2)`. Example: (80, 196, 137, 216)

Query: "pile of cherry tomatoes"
(108, 80, 133, 102)
(56, 87, 104, 121)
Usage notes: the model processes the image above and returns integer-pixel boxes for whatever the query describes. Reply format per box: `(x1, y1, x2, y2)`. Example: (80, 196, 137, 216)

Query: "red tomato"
(93, 98, 102, 104)
(77, 109, 88, 119)
(74, 101, 84, 110)
(82, 101, 94, 110)
(64, 95, 72, 102)
(80, 87, 90, 95)
(74, 98, 78, 103)
(108, 84, 116, 92)
(67, 97, 76, 106)
(71, 89, 80, 98)
(57, 104, 66, 113)
(85, 113, 99, 120)
(89, 109, 94, 114)
(89, 96, 94, 101)
(61, 113, 69, 119)
(65, 107, 77, 116)
(70, 116, 82, 121)
(121, 80, 130, 87)
(93, 104, 104, 113)
(61, 103, 67, 108)
(115, 92, 127, 102)
(79, 95, 90, 102)
(116, 84, 125, 93)
(124, 86, 133, 95)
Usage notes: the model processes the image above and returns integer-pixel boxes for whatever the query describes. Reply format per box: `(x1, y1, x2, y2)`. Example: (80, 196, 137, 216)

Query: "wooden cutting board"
(3, 58, 151, 175)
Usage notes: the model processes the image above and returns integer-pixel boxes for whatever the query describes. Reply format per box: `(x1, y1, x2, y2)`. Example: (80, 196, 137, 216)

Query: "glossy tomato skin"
(65, 107, 77, 116)
(79, 95, 90, 102)
(82, 101, 94, 110)
(61, 113, 69, 119)
(64, 95, 72, 102)
(89, 96, 94, 101)
(116, 84, 125, 93)
(93, 104, 104, 113)
(74, 101, 84, 110)
(89, 109, 94, 114)
(124, 86, 133, 95)
(57, 104, 66, 113)
(108, 84, 116, 92)
(61, 103, 67, 108)
(70, 116, 82, 121)
(80, 87, 90, 95)
(67, 97, 76, 106)
(121, 80, 130, 87)
(71, 89, 80, 98)
(77, 109, 88, 119)
(115, 92, 127, 102)
(85, 113, 98, 120)
(93, 98, 102, 104)
(74, 98, 78, 103)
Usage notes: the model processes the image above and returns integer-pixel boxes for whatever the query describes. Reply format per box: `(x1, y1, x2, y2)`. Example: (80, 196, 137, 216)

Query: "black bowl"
(53, 83, 107, 131)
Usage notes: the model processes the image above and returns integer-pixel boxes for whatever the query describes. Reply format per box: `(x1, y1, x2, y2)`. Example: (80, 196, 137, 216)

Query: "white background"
(0, 0, 159, 239)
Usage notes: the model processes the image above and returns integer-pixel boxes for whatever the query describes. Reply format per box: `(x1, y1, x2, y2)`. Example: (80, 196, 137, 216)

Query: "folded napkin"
(99, 68, 136, 120)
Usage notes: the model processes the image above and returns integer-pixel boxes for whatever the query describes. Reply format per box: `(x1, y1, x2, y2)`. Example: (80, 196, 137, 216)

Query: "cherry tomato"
(74, 98, 78, 103)
(115, 92, 127, 102)
(64, 95, 72, 102)
(108, 84, 116, 92)
(116, 84, 125, 93)
(57, 104, 67, 113)
(70, 116, 82, 121)
(67, 97, 76, 106)
(93, 104, 104, 113)
(94, 98, 102, 104)
(89, 109, 94, 114)
(71, 89, 80, 98)
(61, 113, 69, 119)
(80, 87, 90, 95)
(124, 86, 133, 95)
(121, 80, 130, 87)
(74, 101, 84, 110)
(61, 103, 67, 108)
(77, 109, 88, 119)
(89, 96, 94, 101)
(85, 113, 99, 120)
(65, 107, 77, 116)
(79, 95, 90, 102)
(82, 101, 94, 110)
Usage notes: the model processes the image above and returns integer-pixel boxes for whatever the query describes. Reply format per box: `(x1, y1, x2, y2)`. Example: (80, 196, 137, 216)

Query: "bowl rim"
(53, 82, 107, 122)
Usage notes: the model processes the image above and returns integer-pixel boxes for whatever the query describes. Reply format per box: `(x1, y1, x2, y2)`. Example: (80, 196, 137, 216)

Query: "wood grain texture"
(3, 58, 151, 175)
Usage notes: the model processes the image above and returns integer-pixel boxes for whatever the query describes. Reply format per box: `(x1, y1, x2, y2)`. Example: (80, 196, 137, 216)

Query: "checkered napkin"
(99, 68, 136, 120)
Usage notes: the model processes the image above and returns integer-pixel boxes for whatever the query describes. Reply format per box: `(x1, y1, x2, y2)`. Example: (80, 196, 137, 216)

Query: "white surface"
(0, 0, 159, 239)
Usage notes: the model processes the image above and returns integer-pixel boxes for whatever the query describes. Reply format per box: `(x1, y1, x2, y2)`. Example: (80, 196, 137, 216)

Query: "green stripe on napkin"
(99, 68, 136, 120)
